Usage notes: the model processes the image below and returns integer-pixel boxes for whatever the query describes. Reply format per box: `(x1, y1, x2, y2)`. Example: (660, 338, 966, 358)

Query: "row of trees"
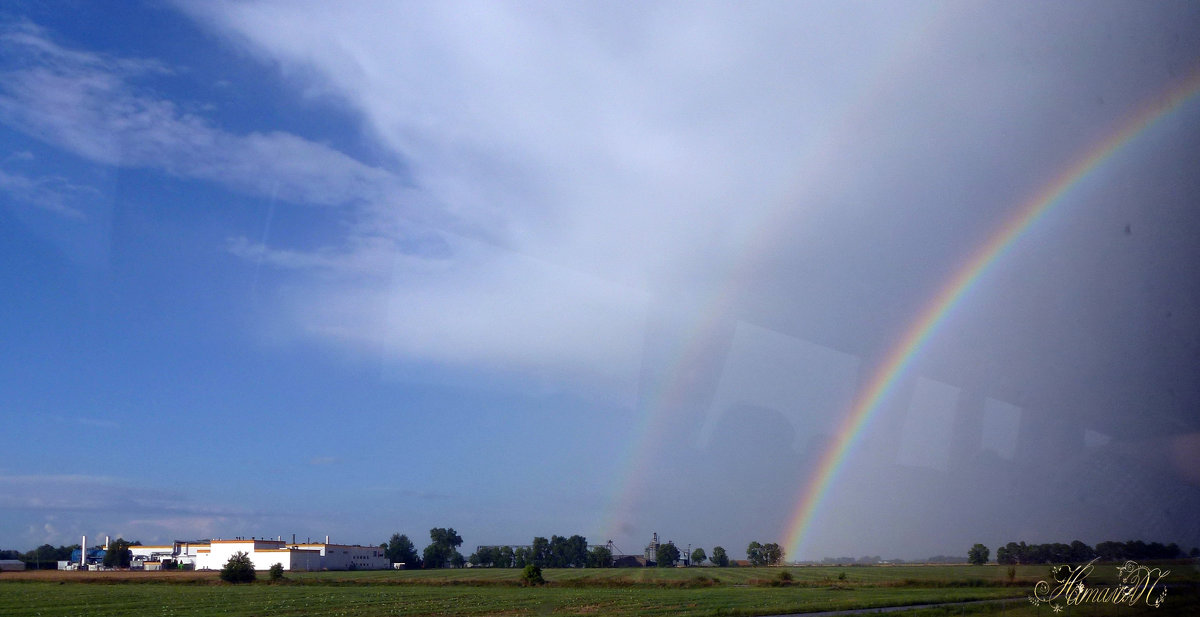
(381, 530, 758, 569)
(0, 539, 138, 569)
(0, 545, 74, 569)
(968, 540, 1197, 565)
(381, 528, 468, 569)
(470, 536, 609, 569)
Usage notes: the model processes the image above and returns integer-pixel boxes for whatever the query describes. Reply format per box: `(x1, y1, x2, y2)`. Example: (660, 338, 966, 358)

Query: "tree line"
(381, 529, 782, 568)
(0, 545, 73, 569)
(0, 538, 137, 569)
(471, 536, 602, 568)
(966, 539, 1198, 565)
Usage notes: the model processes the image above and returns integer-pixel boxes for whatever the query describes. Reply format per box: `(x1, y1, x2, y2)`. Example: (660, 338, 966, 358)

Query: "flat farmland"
(0, 564, 1194, 617)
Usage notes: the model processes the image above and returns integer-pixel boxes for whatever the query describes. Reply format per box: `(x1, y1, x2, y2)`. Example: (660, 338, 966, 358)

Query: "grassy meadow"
(0, 563, 1194, 617)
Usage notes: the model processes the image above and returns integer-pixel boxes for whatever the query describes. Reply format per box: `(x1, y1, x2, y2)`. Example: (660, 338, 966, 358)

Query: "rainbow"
(596, 6, 952, 542)
(782, 69, 1200, 560)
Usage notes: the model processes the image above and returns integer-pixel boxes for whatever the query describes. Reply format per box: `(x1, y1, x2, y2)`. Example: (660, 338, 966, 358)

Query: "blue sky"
(2, 1, 1199, 560)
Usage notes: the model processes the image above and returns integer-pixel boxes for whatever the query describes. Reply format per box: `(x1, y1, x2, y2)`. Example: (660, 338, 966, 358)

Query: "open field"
(1, 564, 1195, 616)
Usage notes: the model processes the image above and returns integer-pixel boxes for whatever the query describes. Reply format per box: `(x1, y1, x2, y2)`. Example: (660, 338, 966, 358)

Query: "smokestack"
(105, 536, 110, 550)
(82, 535, 87, 564)
(325, 535, 329, 544)
(292, 534, 296, 544)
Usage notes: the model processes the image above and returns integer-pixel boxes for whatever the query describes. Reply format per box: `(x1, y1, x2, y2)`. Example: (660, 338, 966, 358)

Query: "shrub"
(220, 551, 256, 584)
(268, 562, 284, 581)
(777, 570, 794, 583)
(521, 564, 545, 586)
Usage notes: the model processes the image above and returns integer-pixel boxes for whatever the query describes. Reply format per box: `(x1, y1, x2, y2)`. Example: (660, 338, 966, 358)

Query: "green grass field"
(1, 564, 1194, 617)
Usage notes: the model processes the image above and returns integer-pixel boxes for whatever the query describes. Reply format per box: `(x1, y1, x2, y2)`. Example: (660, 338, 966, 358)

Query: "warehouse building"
(128, 537, 387, 571)
(198, 539, 323, 571)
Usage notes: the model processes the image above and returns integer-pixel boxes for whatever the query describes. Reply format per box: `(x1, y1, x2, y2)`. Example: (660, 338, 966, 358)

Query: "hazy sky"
(2, 1, 1198, 561)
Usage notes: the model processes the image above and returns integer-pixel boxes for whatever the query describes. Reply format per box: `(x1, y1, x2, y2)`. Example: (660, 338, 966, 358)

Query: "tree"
(423, 527, 463, 568)
(220, 551, 256, 583)
(996, 541, 1026, 565)
(747, 541, 765, 567)
(422, 544, 442, 569)
(1068, 540, 1095, 563)
(566, 535, 588, 568)
(549, 535, 569, 568)
(588, 545, 613, 568)
(762, 543, 784, 566)
(711, 546, 729, 567)
(968, 544, 989, 565)
(656, 542, 680, 567)
(530, 537, 551, 567)
(26, 544, 56, 570)
(521, 564, 545, 586)
(102, 538, 132, 569)
(691, 547, 707, 566)
(268, 562, 284, 581)
(385, 533, 420, 568)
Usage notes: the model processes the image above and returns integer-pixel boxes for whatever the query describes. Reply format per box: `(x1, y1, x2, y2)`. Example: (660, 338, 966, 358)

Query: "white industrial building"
(128, 537, 388, 571)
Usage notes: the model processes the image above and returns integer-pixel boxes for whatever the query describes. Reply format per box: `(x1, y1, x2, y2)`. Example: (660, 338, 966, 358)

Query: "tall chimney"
(105, 536, 110, 550)
(325, 535, 329, 544)
(82, 535, 87, 564)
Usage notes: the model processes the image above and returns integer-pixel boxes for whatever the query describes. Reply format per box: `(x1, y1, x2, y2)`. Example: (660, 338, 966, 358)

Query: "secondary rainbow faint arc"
(597, 7, 954, 542)
(782, 68, 1200, 559)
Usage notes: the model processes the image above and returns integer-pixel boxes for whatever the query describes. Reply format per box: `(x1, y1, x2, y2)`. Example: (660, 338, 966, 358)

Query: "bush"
(220, 551, 256, 584)
(521, 564, 545, 586)
(268, 562, 284, 581)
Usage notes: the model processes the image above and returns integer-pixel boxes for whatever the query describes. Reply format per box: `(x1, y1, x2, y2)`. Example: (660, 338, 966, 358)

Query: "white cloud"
(0, 21, 400, 210)
(0, 167, 92, 219)
(169, 1, 930, 390)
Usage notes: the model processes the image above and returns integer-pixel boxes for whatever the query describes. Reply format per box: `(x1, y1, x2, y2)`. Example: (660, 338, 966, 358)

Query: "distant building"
(129, 542, 204, 569)
(612, 555, 649, 568)
(128, 538, 387, 571)
(67, 547, 106, 568)
(644, 532, 660, 562)
(0, 560, 26, 571)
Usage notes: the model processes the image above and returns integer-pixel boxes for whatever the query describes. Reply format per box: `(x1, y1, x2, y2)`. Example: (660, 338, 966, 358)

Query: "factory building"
(198, 540, 324, 572)
(0, 560, 26, 571)
(127, 537, 387, 571)
(288, 542, 388, 570)
(130, 541, 216, 570)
